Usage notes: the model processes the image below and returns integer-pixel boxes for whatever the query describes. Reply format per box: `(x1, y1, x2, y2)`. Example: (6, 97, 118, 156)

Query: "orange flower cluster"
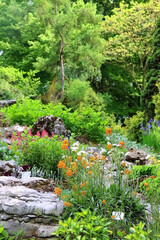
(54, 187, 62, 197)
(58, 161, 66, 169)
(66, 169, 74, 177)
(125, 169, 131, 174)
(150, 176, 156, 179)
(77, 156, 82, 161)
(111, 215, 115, 219)
(61, 139, 69, 150)
(64, 202, 71, 207)
(107, 143, 112, 150)
(80, 182, 85, 188)
(106, 128, 112, 136)
(62, 195, 67, 199)
(81, 191, 86, 196)
(102, 200, 106, 205)
(119, 141, 124, 146)
(88, 171, 93, 175)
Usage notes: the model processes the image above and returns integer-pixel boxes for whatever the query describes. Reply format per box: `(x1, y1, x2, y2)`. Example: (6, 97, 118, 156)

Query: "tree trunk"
(60, 35, 64, 98)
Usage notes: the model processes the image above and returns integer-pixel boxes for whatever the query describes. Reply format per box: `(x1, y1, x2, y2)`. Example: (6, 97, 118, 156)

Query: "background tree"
(142, 17, 160, 119)
(101, 0, 160, 114)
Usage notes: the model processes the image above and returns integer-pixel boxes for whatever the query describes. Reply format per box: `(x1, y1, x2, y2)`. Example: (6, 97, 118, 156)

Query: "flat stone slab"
(0, 176, 64, 239)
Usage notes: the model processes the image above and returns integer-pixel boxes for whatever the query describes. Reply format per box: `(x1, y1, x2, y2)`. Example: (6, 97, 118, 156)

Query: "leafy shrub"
(53, 209, 111, 240)
(80, 89, 105, 112)
(0, 67, 40, 99)
(1, 98, 69, 126)
(124, 111, 145, 141)
(2, 98, 114, 142)
(125, 222, 152, 240)
(9, 130, 63, 176)
(131, 165, 157, 179)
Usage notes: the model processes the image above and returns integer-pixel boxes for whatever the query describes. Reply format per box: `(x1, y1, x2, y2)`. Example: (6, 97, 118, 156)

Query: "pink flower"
(17, 132, 21, 137)
(28, 129, 33, 136)
(24, 125, 27, 129)
(51, 131, 54, 137)
(41, 129, 48, 138)
(36, 131, 40, 137)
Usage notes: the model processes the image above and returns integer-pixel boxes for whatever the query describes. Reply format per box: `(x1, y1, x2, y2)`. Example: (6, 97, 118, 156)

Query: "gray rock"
(0, 100, 17, 108)
(0, 176, 64, 238)
(125, 149, 148, 165)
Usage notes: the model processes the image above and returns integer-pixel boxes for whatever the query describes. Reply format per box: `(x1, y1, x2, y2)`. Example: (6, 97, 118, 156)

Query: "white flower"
(72, 141, 80, 147)
(112, 211, 124, 220)
(71, 147, 78, 152)
(77, 150, 86, 156)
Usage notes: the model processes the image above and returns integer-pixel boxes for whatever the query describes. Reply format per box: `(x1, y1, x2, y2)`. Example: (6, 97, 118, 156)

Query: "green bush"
(0, 67, 40, 99)
(124, 111, 145, 141)
(10, 131, 63, 176)
(1, 99, 69, 126)
(63, 106, 113, 142)
(53, 209, 111, 240)
(125, 222, 152, 240)
(80, 89, 105, 112)
(1, 98, 114, 142)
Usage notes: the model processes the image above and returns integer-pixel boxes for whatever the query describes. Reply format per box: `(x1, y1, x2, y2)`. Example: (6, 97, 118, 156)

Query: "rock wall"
(0, 177, 64, 239)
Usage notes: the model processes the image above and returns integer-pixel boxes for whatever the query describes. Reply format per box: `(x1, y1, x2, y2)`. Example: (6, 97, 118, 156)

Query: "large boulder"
(31, 115, 68, 137)
(125, 149, 149, 165)
(0, 176, 64, 239)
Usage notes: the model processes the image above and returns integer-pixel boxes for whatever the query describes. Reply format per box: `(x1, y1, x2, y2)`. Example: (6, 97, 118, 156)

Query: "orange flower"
(150, 176, 156, 179)
(144, 182, 149, 187)
(125, 169, 131, 174)
(77, 156, 82, 161)
(66, 170, 74, 177)
(107, 143, 112, 150)
(58, 161, 66, 169)
(122, 231, 125, 234)
(81, 191, 86, 196)
(80, 183, 85, 188)
(106, 128, 112, 136)
(54, 187, 62, 197)
(121, 162, 126, 167)
(62, 195, 67, 199)
(62, 139, 69, 145)
(82, 160, 87, 166)
(64, 202, 71, 207)
(61, 144, 68, 150)
(119, 141, 124, 146)
(88, 171, 93, 175)
(102, 200, 106, 205)
(111, 215, 115, 219)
